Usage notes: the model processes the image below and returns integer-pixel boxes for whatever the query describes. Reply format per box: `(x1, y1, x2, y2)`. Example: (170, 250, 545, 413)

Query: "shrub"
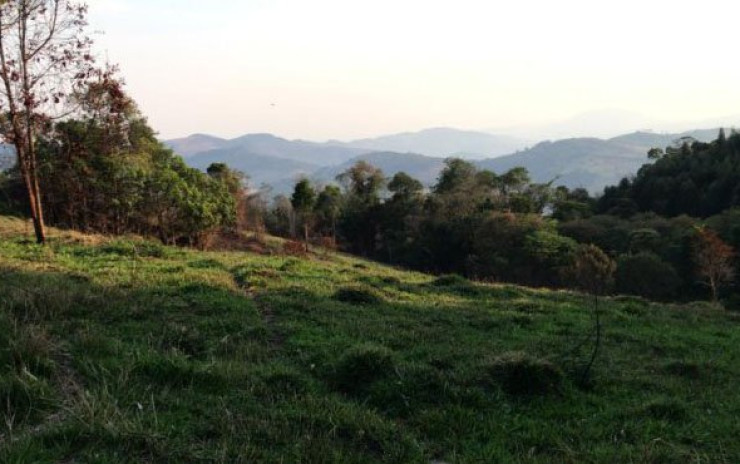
(616, 253, 681, 301)
(283, 240, 307, 257)
(485, 351, 563, 396)
(332, 344, 396, 395)
(432, 274, 469, 287)
(432, 274, 480, 296)
(334, 286, 382, 305)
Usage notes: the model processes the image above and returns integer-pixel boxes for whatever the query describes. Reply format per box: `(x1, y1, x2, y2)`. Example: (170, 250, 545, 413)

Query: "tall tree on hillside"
(207, 162, 247, 230)
(291, 178, 316, 252)
(0, 0, 98, 243)
(314, 184, 342, 242)
(693, 227, 735, 303)
(336, 161, 385, 256)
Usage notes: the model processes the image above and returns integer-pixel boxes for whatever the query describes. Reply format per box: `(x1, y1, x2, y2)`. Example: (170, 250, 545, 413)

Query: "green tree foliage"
(616, 253, 681, 301)
(314, 185, 342, 241)
(336, 161, 386, 256)
(291, 178, 317, 251)
(276, 159, 575, 286)
(692, 228, 735, 302)
(379, 172, 425, 264)
(567, 244, 616, 296)
(598, 130, 740, 218)
(32, 79, 234, 245)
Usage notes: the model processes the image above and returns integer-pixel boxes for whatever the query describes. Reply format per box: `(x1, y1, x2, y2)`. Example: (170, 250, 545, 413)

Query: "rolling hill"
(342, 127, 528, 159)
(171, 128, 727, 195)
(164, 133, 229, 158)
(478, 130, 723, 192)
(187, 146, 321, 188)
(2, 215, 739, 462)
(167, 133, 369, 166)
(312, 151, 446, 187)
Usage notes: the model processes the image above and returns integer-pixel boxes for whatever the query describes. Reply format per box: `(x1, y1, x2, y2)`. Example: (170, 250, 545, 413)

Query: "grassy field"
(1, 215, 739, 463)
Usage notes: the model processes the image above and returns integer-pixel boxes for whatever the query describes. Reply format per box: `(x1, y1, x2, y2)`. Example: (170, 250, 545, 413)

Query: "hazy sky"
(88, 0, 740, 141)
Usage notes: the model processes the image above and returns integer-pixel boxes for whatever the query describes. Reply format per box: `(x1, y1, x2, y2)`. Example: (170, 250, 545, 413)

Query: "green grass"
(1, 216, 740, 462)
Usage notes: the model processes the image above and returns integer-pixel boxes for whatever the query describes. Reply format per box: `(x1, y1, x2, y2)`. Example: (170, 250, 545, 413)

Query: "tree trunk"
(17, 148, 46, 244)
(304, 222, 309, 253)
(29, 163, 46, 244)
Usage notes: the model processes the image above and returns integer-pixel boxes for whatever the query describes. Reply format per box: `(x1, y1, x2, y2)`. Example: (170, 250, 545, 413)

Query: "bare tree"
(567, 244, 615, 386)
(0, 0, 97, 243)
(693, 228, 735, 303)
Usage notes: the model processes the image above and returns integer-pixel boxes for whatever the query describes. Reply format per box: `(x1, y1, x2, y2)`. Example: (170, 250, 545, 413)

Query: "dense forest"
(247, 132, 738, 307)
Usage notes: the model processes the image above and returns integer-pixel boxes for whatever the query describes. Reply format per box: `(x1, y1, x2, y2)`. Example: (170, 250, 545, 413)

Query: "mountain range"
(0, 126, 726, 195)
(167, 127, 726, 195)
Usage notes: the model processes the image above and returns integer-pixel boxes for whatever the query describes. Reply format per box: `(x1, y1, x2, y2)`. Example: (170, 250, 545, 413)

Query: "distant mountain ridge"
(341, 127, 528, 159)
(168, 127, 729, 194)
(0, 145, 15, 172)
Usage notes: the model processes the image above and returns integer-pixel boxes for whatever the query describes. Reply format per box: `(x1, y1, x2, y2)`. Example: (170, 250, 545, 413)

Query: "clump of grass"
(334, 286, 382, 306)
(9, 324, 59, 377)
(485, 351, 563, 396)
(160, 323, 207, 358)
(381, 276, 401, 285)
(255, 364, 313, 397)
(98, 239, 171, 259)
(433, 274, 469, 287)
(663, 361, 705, 380)
(432, 274, 480, 296)
(332, 344, 397, 395)
(0, 374, 56, 428)
(641, 398, 688, 421)
(279, 258, 302, 272)
(188, 259, 225, 270)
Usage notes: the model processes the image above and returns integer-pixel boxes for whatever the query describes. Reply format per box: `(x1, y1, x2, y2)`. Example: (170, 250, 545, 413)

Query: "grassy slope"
(1, 216, 739, 463)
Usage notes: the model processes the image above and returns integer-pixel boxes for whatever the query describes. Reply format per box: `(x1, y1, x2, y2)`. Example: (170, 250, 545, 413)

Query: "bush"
(616, 253, 681, 301)
(332, 343, 396, 395)
(485, 351, 563, 396)
(283, 240, 307, 257)
(432, 274, 480, 296)
(334, 286, 382, 305)
(432, 274, 469, 287)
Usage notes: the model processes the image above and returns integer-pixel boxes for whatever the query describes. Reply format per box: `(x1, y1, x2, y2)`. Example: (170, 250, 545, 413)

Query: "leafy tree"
(291, 178, 316, 251)
(380, 172, 425, 263)
(616, 253, 681, 301)
(336, 162, 385, 256)
(433, 158, 477, 194)
(693, 227, 735, 303)
(522, 229, 578, 286)
(0, 0, 99, 243)
(388, 171, 423, 200)
(314, 184, 342, 242)
(207, 162, 248, 231)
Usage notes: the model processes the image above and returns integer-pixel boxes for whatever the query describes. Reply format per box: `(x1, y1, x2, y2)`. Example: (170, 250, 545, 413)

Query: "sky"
(88, 0, 740, 141)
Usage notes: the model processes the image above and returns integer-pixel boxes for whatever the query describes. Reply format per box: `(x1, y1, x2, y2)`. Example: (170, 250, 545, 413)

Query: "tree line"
(0, 0, 239, 246)
(258, 133, 737, 307)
